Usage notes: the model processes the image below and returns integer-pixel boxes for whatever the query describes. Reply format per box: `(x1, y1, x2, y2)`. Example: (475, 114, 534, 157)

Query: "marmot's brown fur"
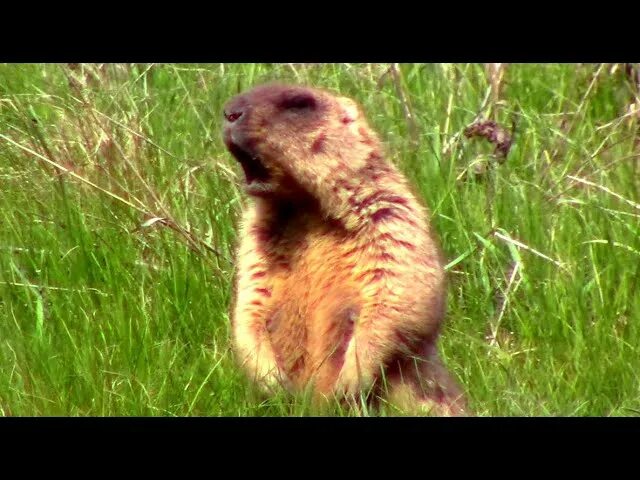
(223, 83, 467, 415)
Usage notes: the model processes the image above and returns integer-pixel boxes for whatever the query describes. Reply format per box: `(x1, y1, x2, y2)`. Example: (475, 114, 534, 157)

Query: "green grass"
(1, 63, 639, 416)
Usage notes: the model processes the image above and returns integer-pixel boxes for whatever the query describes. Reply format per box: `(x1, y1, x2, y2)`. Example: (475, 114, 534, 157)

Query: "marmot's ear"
(337, 96, 360, 124)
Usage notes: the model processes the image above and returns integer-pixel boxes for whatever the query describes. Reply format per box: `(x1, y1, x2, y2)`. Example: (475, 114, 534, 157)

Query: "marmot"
(223, 83, 467, 416)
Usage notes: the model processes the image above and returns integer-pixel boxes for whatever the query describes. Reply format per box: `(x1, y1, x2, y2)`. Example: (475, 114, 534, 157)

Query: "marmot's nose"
(224, 108, 243, 123)
(223, 98, 248, 123)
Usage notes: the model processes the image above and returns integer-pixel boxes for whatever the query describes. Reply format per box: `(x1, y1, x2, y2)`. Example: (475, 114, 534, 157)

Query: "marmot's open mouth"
(227, 141, 274, 195)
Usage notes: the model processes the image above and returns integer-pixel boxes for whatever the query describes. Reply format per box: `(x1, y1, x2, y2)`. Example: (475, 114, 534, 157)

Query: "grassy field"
(0, 63, 639, 416)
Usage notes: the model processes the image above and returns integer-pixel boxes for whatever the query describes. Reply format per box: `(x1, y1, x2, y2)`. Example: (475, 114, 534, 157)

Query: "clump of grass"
(0, 63, 638, 416)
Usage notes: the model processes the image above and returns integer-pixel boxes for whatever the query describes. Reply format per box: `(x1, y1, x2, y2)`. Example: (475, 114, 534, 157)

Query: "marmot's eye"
(279, 93, 317, 111)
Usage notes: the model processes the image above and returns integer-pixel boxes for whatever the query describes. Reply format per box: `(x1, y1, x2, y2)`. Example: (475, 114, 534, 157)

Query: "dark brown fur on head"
(223, 83, 368, 199)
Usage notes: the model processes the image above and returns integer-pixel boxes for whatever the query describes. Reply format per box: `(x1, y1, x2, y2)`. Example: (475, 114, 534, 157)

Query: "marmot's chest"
(261, 214, 361, 386)
(265, 213, 349, 275)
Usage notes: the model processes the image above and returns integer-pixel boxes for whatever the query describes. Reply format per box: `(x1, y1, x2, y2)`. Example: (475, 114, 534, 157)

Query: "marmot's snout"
(222, 94, 250, 147)
(223, 94, 249, 124)
(223, 93, 275, 196)
(223, 105, 244, 124)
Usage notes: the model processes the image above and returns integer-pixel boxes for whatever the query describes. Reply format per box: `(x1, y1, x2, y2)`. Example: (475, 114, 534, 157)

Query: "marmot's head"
(223, 83, 374, 198)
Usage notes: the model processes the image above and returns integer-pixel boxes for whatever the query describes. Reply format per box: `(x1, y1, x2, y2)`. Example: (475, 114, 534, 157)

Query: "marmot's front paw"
(334, 340, 377, 398)
(241, 346, 290, 393)
(257, 370, 293, 395)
